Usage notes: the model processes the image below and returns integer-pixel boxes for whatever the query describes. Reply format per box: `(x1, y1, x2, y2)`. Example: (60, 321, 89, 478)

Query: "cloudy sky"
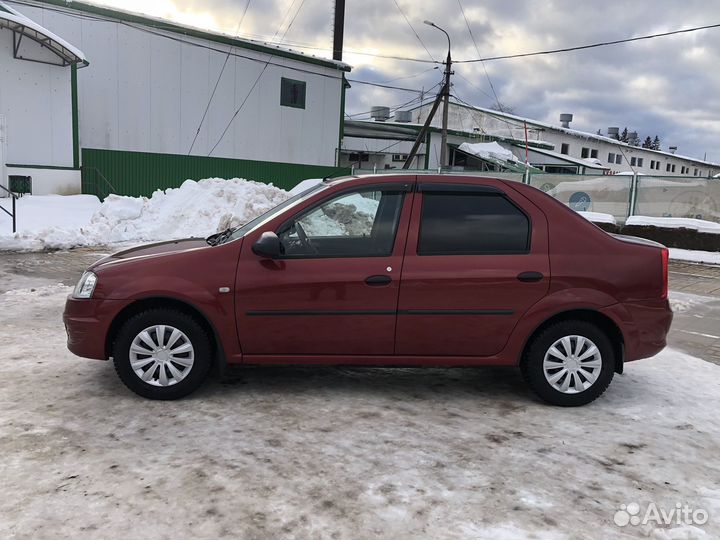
(92, 0, 720, 161)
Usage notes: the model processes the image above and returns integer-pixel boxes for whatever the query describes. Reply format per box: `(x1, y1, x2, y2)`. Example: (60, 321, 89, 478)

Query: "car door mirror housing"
(252, 231, 282, 258)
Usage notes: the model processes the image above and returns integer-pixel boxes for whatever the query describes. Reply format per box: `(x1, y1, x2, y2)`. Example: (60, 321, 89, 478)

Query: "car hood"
(90, 238, 209, 270)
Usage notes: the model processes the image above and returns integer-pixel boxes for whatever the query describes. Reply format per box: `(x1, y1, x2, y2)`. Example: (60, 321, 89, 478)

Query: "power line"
(457, 0, 507, 113)
(345, 86, 441, 119)
(188, 0, 252, 154)
(455, 21, 720, 63)
(207, 0, 309, 155)
(5, 0, 349, 79)
(347, 78, 434, 93)
(391, 0, 436, 62)
(453, 71, 493, 101)
(379, 66, 439, 84)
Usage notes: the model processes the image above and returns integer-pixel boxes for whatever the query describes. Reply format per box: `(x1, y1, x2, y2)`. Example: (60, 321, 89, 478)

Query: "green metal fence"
(81, 148, 351, 199)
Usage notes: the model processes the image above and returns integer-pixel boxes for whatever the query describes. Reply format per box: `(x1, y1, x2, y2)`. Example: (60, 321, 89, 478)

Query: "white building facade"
(1, 0, 349, 196)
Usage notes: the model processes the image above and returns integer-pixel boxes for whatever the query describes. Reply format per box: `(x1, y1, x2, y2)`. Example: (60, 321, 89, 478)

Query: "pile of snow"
(578, 211, 617, 225)
(0, 194, 101, 234)
(627, 216, 720, 234)
(0, 178, 290, 251)
(458, 141, 518, 163)
(669, 248, 720, 265)
(301, 193, 379, 236)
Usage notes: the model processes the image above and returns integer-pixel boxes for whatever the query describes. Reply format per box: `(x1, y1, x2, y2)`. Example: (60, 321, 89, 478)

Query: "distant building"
(0, 0, 349, 197)
(410, 100, 720, 177)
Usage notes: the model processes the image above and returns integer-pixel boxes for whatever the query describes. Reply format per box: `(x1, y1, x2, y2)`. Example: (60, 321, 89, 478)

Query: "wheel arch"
(105, 296, 226, 375)
(520, 309, 625, 374)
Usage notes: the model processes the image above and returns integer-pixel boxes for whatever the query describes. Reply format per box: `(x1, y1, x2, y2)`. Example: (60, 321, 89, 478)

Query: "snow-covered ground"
(0, 284, 719, 539)
(627, 216, 720, 235)
(669, 248, 720, 265)
(0, 178, 289, 251)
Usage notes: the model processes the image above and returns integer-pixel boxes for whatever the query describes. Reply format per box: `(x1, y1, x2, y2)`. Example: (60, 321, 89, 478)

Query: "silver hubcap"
(543, 335, 602, 394)
(129, 325, 194, 387)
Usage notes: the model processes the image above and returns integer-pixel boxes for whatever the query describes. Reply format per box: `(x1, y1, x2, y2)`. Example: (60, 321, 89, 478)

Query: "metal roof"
(18, 0, 350, 72)
(0, 1, 87, 66)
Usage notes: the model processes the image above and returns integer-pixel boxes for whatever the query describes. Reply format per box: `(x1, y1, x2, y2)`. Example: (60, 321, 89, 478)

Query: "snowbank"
(0, 178, 290, 251)
(0, 194, 101, 234)
(627, 216, 720, 235)
(669, 248, 720, 265)
(578, 211, 616, 225)
(458, 141, 518, 163)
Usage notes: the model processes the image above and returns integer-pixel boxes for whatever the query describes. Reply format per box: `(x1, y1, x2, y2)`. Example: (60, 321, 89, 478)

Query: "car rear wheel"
(521, 320, 615, 406)
(113, 308, 212, 400)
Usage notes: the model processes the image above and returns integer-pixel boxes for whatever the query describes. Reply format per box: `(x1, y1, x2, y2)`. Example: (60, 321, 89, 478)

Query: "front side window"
(278, 189, 405, 257)
(418, 192, 530, 255)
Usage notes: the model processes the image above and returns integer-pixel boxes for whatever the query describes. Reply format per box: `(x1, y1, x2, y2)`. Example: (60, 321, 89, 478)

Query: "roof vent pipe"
(607, 127, 620, 139)
(669, 146, 677, 154)
(370, 106, 390, 122)
(559, 113, 573, 128)
(394, 110, 412, 123)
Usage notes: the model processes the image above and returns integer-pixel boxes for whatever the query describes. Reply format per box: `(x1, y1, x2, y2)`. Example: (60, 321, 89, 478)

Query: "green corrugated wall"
(81, 148, 351, 198)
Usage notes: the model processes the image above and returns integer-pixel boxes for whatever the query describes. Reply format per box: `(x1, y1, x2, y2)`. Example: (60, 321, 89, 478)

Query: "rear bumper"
(63, 295, 125, 360)
(601, 298, 673, 362)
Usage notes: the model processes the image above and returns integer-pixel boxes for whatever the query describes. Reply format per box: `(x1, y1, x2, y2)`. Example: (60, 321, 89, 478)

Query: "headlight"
(73, 271, 98, 299)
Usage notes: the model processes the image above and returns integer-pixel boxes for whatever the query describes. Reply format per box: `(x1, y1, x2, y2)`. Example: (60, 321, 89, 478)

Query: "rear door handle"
(517, 271, 544, 282)
(365, 275, 392, 286)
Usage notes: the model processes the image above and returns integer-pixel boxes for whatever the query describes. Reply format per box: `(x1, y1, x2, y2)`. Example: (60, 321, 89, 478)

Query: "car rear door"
(235, 179, 414, 358)
(395, 178, 550, 358)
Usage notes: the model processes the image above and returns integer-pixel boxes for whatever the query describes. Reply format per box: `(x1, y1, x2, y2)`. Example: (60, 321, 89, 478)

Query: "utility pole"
(425, 21, 452, 168)
(333, 0, 345, 61)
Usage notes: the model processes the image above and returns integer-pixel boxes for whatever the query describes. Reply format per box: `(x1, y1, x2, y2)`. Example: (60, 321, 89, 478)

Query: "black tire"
(521, 320, 615, 407)
(113, 308, 212, 400)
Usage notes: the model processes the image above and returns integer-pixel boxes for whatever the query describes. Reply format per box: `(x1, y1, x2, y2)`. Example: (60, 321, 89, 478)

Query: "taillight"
(661, 247, 669, 299)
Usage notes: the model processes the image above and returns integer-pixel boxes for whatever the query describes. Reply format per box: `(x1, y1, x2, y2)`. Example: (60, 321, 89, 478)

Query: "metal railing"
(81, 166, 117, 200)
(528, 173, 720, 224)
(343, 167, 720, 225)
(0, 184, 18, 233)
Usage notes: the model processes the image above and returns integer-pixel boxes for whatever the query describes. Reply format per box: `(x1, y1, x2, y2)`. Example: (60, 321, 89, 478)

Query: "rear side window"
(418, 193, 530, 255)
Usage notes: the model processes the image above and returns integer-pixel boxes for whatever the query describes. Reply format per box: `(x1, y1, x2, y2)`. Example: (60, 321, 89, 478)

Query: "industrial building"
(341, 100, 720, 178)
(0, 0, 350, 197)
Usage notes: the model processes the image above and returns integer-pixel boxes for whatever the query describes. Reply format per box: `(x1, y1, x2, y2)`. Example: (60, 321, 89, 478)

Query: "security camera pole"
(402, 21, 452, 170)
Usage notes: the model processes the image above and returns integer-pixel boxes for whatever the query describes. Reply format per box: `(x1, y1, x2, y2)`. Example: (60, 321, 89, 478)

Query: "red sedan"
(63, 175, 672, 405)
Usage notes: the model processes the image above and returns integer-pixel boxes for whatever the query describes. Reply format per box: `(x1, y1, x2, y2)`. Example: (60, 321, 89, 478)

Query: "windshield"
(222, 181, 329, 243)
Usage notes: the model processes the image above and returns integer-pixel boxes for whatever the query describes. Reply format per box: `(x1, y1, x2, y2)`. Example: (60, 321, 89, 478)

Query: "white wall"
(6, 166, 80, 195)
(0, 26, 74, 168)
(8, 1, 345, 167)
(0, 114, 6, 192)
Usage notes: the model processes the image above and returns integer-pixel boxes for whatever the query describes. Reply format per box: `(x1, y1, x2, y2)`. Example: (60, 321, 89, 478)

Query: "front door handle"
(517, 271, 544, 282)
(365, 275, 392, 286)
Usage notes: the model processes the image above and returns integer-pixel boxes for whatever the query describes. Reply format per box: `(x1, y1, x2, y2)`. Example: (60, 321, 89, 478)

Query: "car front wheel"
(522, 320, 615, 406)
(113, 308, 212, 400)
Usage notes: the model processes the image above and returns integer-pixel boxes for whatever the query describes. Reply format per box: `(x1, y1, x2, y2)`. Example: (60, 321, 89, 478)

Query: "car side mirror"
(252, 231, 281, 258)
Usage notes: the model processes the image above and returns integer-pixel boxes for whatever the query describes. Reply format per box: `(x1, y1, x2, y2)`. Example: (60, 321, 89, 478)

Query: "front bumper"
(63, 295, 125, 360)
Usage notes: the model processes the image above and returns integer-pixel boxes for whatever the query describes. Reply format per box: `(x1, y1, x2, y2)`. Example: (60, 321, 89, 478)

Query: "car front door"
(235, 180, 413, 359)
(395, 179, 550, 358)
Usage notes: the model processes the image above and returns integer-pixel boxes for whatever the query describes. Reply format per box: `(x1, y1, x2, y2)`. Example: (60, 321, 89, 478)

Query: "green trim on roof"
(7, 163, 79, 170)
(31, 0, 350, 72)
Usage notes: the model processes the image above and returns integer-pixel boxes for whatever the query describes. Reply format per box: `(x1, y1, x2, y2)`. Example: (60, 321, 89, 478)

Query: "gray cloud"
(96, 0, 720, 161)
